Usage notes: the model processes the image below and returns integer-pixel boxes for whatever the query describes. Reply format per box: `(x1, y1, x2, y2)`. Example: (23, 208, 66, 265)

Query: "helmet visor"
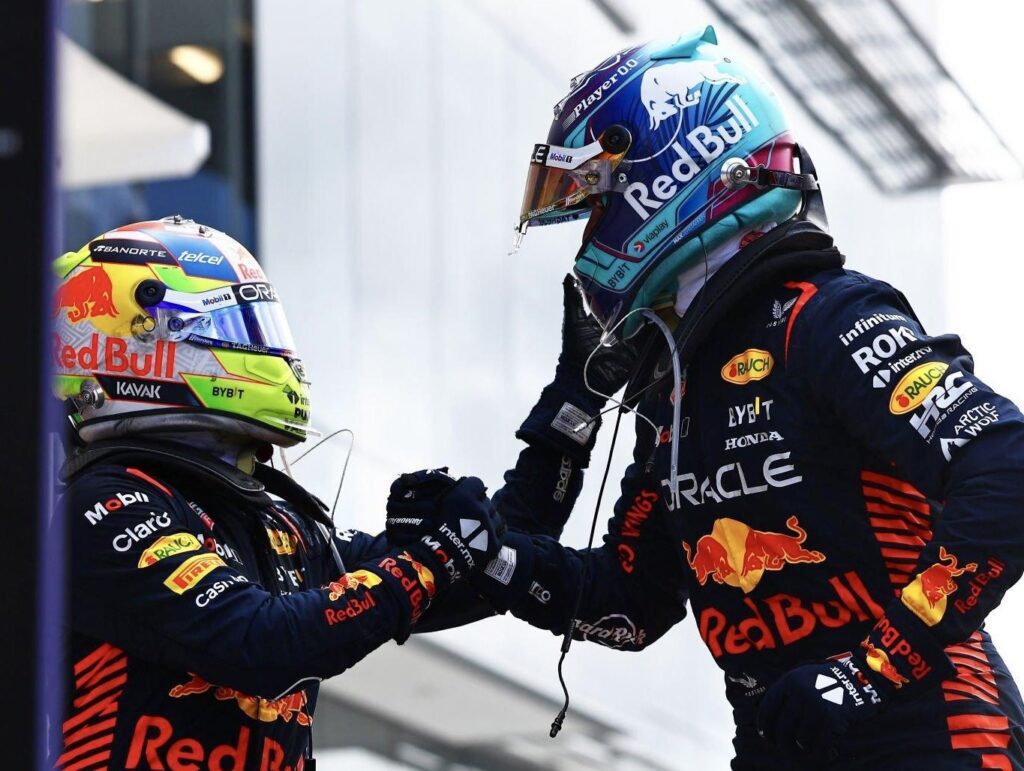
(518, 135, 630, 232)
(156, 283, 298, 357)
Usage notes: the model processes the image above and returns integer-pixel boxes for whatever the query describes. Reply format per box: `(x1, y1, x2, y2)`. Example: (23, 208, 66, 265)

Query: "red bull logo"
(326, 569, 382, 601)
(698, 570, 885, 659)
(54, 265, 118, 322)
(170, 673, 311, 726)
(53, 333, 178, 379)
(399, 552, 437, 598)
(862, 641, 910, 688)
(900, 546, 978, 626)
(683, 516, 825, 594)
(640, 59, 746, 130)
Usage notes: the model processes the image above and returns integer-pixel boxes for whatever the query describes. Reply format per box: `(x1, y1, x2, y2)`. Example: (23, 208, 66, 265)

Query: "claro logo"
(721, 349, 774, 385)
(889, 361, 948, 415)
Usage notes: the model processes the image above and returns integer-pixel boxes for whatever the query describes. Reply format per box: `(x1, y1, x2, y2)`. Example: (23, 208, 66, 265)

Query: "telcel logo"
(178, 249, 223, 265)
(721, 349, 774, 385)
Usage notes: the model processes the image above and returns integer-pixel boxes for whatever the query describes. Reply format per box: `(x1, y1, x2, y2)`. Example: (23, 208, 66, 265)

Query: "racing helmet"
(53, 216, 311, 446)
(517, 26, 813, 337)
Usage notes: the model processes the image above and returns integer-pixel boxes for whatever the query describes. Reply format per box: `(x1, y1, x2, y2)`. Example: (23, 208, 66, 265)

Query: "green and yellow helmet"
(53, 216, 311, 446)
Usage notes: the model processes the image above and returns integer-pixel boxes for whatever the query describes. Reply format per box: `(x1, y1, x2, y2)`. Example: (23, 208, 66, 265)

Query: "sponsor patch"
(484, 545, 517, 586)
(721, 349, 774, 385)
(137, 533, 202, 568)
(164, 553, 226, 594)
(551, 402, 594, 445)
(889, 361, 948, 415)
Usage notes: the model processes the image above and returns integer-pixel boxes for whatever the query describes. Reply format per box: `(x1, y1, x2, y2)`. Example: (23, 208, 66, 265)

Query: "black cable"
(550, 403, 626, 738)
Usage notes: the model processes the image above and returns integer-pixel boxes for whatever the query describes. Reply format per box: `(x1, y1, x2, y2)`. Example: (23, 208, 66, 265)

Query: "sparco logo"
(553, 455, 573, 502)
(575, 614, 647, 650)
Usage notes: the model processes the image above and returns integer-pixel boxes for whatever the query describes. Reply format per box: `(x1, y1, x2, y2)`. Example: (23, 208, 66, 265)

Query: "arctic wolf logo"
(640, 60, 745, 130)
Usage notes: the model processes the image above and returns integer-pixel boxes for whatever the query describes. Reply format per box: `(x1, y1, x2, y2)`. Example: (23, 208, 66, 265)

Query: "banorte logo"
(170, 673, 311, 725)
(640, 60, 745, 130)
(721, 349, 774, 385)
(889, 361, 949, 415)
(682, 516, 825, 594)
(900, 546, 978, 627)
(53, 265, 119, 323)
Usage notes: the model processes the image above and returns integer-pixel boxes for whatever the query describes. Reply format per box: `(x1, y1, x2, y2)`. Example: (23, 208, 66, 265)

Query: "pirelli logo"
(164, 553, 226, 595)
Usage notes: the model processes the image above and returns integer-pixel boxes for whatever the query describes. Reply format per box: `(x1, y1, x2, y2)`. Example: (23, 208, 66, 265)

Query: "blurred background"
(56, 1, 1024, 768)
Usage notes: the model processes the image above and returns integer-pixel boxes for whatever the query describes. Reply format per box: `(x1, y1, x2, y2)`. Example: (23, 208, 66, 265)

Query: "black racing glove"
(757, 601, 955, 763)
(386, 470, 507, 590)
(756, 655, 885, 764)
(517, 275, 636, 464)
(555, 273, 635, 397)
(385, 467, 459, 544)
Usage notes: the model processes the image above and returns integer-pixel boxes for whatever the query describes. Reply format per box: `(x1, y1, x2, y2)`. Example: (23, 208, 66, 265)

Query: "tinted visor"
(156, 283, 297, 357)
(518, 132, 630, 232)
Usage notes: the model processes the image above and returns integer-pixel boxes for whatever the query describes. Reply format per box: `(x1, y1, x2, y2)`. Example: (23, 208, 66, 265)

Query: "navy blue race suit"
(478, 228, 1024, 769)
(54, 441, 588, 771)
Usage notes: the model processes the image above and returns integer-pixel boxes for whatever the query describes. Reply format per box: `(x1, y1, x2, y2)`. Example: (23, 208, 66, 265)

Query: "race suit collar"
(624, 218, 841, 405)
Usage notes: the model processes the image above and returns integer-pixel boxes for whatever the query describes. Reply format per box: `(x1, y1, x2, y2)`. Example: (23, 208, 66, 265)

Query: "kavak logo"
(54, 266, 118, 323)
(721, 349, 774, 385)
(889, 361, 948, 414)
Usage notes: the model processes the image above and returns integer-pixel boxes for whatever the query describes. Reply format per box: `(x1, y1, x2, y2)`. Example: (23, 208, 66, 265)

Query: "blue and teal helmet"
(517, 27, 809, 337)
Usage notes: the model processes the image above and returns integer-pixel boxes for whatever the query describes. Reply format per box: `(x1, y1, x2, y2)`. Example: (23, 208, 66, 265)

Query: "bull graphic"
(170, 673, 311, 725)
(862, 641, 910, 688)
(918, 546, 978, 608)
(683, 536, 734, 586)
(640, 60, 746, 130)
(741, 516, 825, 576)
(53, 265, 118, 322)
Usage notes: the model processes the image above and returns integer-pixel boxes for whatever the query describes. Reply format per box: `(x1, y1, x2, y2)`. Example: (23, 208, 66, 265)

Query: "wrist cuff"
(856, 600, 956, 701)
(470, 531, 536, 614)
(373, 546, 446, 642)
(517, 384, 604, 465)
